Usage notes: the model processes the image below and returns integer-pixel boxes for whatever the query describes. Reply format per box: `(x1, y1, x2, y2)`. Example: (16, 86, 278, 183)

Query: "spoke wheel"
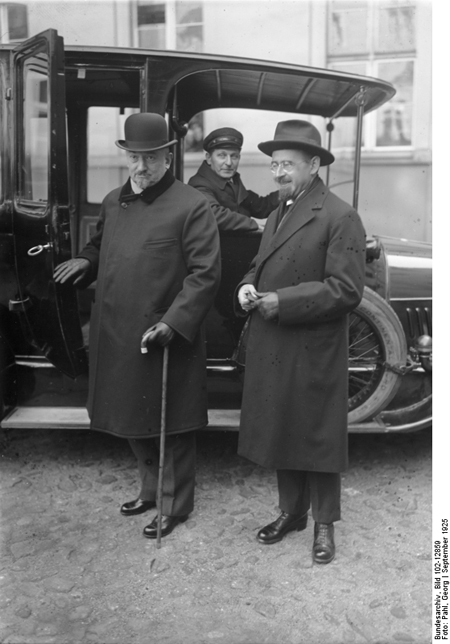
(347, 287, 407, 424)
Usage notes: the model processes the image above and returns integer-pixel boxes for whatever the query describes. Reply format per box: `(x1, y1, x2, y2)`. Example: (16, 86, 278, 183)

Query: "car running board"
(0, 406, 428, 433)
(0, 406, 241, 431)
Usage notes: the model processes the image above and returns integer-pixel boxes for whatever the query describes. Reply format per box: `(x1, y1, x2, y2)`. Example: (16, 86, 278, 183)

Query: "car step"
(0, 406, 241, 431)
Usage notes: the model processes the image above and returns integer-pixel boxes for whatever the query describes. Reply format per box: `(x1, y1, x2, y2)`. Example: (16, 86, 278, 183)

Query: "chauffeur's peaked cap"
(203, 127, 243, 152)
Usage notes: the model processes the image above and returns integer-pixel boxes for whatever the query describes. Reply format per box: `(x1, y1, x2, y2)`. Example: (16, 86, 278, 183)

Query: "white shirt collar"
(286, 189, 305, 207)
(130, 178, 142, 194)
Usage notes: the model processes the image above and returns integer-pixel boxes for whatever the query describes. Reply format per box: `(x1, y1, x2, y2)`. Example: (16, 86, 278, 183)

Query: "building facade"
(0, 0, 432, 242)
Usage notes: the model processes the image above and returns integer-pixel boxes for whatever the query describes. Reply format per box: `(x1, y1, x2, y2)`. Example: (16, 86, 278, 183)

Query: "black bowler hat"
(203, 127, 243, 152)
(115, 113, 177, 152)
(258, 120, 334, 166)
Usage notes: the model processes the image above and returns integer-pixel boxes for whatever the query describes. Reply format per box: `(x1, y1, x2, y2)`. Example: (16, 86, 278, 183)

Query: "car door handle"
(27, 243, 53, 256)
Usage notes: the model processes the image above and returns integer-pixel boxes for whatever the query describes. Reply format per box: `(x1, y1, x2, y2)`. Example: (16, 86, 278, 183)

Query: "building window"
(327, 0, 416, 151)
(329, 1, 370, 56)
(0, 3, 28, 43)
(375, 59, 413, 146)
(137, 3, 166, 49)
(375, 2, 415, 52)
(136, 0, 203, 52)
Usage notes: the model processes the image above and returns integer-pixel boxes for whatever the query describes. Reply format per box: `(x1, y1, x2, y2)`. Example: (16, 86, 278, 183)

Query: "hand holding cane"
(141, 323, 173, 548)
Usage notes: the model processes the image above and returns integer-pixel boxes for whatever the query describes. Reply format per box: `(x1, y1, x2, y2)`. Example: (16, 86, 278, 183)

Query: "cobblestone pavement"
(0, 426, 432, 644)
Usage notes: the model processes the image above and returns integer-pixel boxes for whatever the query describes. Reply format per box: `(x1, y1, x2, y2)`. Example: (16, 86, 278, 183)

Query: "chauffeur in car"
(188, 127, 279, 233)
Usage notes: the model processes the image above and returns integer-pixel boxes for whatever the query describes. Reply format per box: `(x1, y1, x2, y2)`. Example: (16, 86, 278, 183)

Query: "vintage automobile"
(0, 29, 431, 434)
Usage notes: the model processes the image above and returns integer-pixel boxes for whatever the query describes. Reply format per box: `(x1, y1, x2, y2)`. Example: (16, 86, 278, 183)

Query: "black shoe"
(120, 498, 156, 516)
(257, 511, 308, 545)
(143, 514, 188, 539)
(313, 522, 335, 564)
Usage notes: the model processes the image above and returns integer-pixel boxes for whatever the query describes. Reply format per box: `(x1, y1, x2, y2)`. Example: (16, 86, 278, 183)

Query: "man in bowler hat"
(236, 120, 366, 563)
(188, 127, 279, 232)
(54, 113, 221, 539)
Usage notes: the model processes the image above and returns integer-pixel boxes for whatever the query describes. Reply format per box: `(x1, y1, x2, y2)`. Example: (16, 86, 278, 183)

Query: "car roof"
(63, 46, 396, 120)
(2, 41, 395, 120)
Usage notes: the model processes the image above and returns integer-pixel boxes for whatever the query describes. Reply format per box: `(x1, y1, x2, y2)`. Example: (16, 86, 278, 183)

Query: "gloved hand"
(238, 284, 260, 311)
(140, 322, 175, 352)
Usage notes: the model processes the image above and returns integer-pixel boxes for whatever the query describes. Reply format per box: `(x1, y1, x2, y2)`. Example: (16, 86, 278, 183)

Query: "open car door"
(11, 29, 87, 377)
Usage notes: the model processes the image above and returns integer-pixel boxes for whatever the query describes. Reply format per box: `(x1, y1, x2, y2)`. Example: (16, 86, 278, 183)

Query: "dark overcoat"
(237, 178, 366, 472)
(188, 161, 278, 232)
(78, 177, 221, 439)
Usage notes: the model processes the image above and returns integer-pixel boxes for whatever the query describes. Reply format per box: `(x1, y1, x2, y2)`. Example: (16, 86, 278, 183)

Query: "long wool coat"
(78, 177, 221, 439)
(237, 178, 366, 473)
(188, 161, 279, 232)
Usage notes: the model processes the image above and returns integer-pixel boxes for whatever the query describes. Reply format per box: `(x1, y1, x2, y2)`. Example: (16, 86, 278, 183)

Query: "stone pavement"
(0, 426, 432, 644)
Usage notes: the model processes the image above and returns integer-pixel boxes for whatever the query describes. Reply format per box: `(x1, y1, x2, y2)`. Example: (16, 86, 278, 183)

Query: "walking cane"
(156, 344, 169, 548)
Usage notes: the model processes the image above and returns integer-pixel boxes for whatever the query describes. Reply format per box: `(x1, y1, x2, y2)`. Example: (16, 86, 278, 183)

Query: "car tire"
(347, 287, 408, 424)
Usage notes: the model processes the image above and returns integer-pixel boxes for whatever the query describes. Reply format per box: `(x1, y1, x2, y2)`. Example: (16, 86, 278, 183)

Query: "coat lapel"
(257, 179, 329, 269)
(235, 177, 249, 205)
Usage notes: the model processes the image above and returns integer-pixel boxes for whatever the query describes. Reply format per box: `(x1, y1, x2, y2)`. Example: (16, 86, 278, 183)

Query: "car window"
(19, 53, 49, 204)
(0, 62, 3, 203)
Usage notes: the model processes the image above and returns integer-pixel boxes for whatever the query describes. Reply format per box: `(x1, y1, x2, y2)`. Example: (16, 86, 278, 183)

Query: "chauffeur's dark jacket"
(77, 174, 221, 439)
(188, 161, 279, 232)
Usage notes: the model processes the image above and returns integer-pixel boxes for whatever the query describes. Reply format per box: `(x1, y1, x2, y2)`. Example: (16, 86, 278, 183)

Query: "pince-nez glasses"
(269, 160, 297, 174)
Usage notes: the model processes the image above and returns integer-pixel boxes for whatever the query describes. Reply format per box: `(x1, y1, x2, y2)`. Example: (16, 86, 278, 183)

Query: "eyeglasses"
(270, 161, 297, 174)
(269, 159, 311, 174)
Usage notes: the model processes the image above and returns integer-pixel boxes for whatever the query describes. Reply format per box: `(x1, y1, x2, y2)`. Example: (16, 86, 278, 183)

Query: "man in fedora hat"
(188, 127, 279, 232)
(236, 119, 366, 563)
(54, 112, 221, 539)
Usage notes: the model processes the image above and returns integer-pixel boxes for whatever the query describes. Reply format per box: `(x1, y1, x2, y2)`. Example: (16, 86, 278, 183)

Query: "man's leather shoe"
(257, 511, 308, 545)
(313, 522, 335, 564)
(120, 498, 155, 516)
(143, 514, 188, 539)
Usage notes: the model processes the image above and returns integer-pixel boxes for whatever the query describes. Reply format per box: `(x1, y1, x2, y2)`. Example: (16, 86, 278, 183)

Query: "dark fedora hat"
(203, 127, 243, 152)
(258, 120, 334, 166)
(115, 113, 177, 152)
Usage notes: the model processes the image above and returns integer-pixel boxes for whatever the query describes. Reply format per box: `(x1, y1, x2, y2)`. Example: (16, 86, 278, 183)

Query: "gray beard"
(133, 176, 153, 190)
(277, 184, 294, 202)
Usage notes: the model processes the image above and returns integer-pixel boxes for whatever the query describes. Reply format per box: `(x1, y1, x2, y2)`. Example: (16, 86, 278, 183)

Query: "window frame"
(328, 57, 415, 153)
(0, 3, 29, 44)
(327, 0, 416, 153)
(16, 51, 50, 213)
(133, 0, 203, 52)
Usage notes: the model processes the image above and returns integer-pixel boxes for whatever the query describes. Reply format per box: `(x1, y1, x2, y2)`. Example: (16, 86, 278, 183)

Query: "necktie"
(275, 175, 320, 229)
(276, 199, 294, 230)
